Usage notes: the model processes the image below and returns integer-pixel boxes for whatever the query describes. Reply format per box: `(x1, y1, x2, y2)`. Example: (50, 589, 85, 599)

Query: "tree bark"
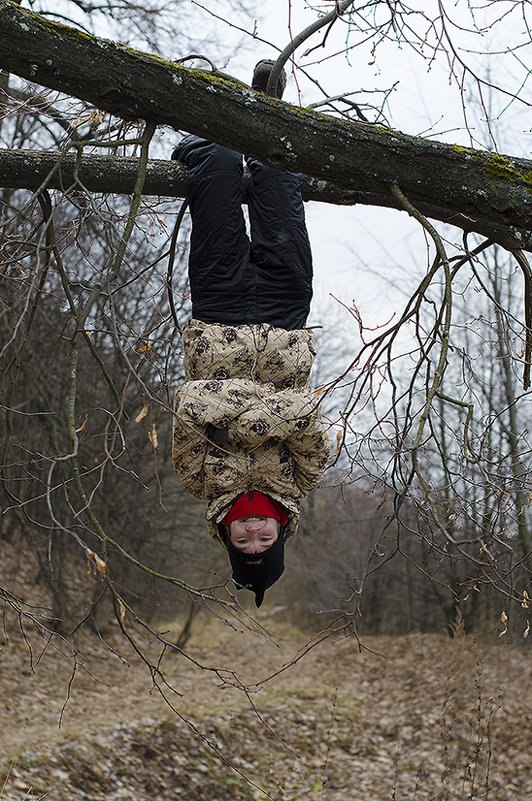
(0, 0, 531, 251)
(0, 148, 373, 204)
(0, 147, 475, 214)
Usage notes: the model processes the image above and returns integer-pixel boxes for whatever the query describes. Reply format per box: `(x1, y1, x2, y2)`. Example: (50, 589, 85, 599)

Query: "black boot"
(251, 59, 287, 99)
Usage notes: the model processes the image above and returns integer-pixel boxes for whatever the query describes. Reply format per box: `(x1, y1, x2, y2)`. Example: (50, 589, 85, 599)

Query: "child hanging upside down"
(171, 60, 330, 606)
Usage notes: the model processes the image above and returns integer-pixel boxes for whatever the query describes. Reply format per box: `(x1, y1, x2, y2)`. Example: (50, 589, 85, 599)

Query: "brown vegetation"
(1, 610, 531, 800)
(1, 530, 531, 801)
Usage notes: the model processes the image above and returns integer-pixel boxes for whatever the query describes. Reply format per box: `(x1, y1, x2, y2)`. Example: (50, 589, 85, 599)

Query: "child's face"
(229, 516, 279, 554)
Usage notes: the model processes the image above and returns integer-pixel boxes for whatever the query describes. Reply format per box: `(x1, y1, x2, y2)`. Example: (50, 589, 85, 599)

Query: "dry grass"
(0, 606, 531, 801)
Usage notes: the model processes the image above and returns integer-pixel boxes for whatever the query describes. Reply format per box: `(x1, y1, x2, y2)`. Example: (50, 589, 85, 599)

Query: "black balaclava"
(226, 532, 285, 607)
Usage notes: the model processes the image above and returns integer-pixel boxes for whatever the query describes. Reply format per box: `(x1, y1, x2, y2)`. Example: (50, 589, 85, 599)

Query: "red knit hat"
(222, 491, 288, 527)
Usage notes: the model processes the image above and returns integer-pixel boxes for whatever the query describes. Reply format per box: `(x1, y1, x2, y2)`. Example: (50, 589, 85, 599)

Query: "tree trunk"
(0, 0, 531, 251)
(491, 256, 532, 560)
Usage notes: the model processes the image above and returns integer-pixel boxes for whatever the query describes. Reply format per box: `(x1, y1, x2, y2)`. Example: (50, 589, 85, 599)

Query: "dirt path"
(1, 614, 531, 801)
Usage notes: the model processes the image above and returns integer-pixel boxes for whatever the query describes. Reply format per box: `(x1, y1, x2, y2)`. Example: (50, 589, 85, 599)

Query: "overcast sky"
(205, 0, 532, 333)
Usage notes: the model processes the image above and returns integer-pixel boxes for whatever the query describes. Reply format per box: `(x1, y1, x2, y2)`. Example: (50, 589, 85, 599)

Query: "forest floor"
(1, 603, 532, 801)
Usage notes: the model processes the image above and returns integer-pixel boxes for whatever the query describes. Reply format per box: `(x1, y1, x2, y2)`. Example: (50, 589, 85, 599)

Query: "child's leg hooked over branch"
(173, 135, 254, 324)
(246, 157, 313, 330)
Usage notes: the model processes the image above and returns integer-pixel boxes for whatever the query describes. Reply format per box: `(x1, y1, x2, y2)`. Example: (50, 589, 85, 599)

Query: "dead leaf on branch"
(148, 423, 158, 449)
(135, 404, 148, 423)
(116, 597, 126, 624)
(498, 610, 508, 637)
(85, 548, 107, 578)
(75, 413, 88, 433)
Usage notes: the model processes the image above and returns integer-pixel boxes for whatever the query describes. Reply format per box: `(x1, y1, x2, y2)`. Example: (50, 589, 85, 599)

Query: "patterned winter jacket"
(172, 319, 330, 543)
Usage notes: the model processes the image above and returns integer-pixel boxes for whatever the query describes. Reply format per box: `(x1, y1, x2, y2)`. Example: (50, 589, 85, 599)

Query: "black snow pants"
(172, 135, 313, 330)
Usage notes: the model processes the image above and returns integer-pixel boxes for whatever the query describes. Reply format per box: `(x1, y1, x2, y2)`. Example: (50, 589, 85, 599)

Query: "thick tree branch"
(0, 148, 525, 253)
(0, 0, 531, 250)
(0, 148, 370, 203)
